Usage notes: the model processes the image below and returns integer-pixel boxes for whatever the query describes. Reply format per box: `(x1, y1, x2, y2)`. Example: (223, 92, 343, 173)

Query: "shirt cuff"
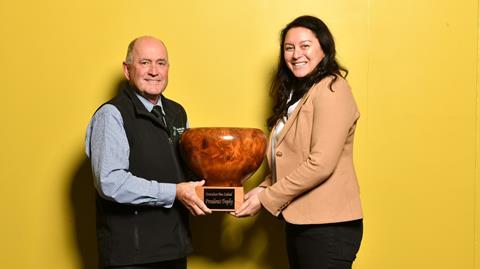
(156, 183, 176, 208)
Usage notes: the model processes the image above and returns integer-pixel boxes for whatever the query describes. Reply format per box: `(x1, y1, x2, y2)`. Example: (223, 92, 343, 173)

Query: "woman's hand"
(233, 187, 265, 217)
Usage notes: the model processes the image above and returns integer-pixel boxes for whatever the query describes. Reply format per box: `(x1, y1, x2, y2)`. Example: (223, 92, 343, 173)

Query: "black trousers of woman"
(106, 258, 186, 269)
(285, 219, 363, 269)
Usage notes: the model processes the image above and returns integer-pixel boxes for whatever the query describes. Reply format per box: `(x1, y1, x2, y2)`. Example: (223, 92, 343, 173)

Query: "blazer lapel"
(275, 86, 315, 145)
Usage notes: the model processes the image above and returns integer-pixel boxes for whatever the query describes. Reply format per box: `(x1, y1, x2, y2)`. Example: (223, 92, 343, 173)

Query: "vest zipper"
(134, 210, 140, 250)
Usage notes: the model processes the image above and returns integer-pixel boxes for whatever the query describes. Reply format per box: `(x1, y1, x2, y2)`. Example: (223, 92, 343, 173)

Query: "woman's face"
(283, 27, 325, 78)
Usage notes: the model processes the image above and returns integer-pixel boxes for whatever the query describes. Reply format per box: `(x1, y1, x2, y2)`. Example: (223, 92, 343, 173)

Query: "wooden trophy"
(179, 127, 267, 211)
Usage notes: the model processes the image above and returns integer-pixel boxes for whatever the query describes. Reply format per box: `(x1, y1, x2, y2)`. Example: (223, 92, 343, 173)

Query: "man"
(85, 36, 211, 269)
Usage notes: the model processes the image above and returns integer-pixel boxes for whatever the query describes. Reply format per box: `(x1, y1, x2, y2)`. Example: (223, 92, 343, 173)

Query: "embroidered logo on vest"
(172, 126, 185, 137)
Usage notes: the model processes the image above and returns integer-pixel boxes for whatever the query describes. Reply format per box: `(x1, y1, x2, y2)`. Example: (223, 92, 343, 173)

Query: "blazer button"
(276, 151, 283, 157)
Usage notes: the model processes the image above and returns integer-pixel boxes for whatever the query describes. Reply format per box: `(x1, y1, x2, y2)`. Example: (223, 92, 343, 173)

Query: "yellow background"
(0, 0, 478, 268)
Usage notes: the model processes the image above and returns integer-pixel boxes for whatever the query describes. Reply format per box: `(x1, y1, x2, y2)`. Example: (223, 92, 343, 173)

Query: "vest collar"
(122, 83, 168, 130)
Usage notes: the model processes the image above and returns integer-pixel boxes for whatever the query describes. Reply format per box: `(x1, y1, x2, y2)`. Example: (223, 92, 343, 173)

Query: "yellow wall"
(0, 0, 478, 268)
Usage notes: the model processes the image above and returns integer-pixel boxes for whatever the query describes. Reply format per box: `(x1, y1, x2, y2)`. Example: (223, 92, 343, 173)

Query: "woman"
(235, 15, 363, 269)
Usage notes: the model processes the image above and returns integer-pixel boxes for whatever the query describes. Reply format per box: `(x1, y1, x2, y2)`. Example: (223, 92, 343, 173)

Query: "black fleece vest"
(96, 85, 192, 267)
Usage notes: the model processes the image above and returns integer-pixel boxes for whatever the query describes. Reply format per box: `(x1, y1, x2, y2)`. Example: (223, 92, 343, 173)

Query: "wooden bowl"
(179, 127, 267, 187)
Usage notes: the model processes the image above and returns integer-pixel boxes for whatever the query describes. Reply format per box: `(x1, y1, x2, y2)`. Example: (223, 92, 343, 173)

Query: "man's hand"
(176, 180, 212, 216)
(233, 187, 265, 217)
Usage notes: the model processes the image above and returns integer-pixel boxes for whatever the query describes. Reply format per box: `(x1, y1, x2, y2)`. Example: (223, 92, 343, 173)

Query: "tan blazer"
(258, 76, 363, 224)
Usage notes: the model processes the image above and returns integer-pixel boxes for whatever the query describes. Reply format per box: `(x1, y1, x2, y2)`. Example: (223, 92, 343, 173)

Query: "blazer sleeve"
(258, 78, 359, 216)
(259, 174, 273, 187)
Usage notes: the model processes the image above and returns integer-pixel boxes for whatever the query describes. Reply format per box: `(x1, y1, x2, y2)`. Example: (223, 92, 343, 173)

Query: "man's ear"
(122, 62, 130, 80)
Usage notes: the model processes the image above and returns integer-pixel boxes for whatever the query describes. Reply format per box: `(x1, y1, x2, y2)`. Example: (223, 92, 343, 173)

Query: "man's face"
(123, 37, 169, 104)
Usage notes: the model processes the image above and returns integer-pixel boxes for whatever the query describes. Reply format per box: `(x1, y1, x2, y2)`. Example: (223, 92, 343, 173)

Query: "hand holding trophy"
(179, 128, 267, 211)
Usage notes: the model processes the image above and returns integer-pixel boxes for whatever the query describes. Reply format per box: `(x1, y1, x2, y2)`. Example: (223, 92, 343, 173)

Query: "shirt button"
(134, 210, 138, 215)
(276, 151, 283, 157)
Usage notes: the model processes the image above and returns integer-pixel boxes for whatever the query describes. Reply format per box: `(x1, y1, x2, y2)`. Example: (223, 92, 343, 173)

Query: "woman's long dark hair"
(267, 15, 348, 130)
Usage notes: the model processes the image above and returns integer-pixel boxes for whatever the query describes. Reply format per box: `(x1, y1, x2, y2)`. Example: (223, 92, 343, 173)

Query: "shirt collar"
(135, 93, 164, 113)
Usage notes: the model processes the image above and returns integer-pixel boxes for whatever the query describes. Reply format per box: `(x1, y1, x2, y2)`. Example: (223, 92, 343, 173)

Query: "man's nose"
(148, 64, 159, 76)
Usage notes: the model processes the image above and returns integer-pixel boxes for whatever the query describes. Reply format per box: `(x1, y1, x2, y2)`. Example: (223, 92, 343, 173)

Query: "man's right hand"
(176, 180, 212, 216)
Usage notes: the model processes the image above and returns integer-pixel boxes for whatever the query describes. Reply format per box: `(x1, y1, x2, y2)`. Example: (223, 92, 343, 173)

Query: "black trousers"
(285, 219, 363, 269)
(105, 258, 186, 269)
